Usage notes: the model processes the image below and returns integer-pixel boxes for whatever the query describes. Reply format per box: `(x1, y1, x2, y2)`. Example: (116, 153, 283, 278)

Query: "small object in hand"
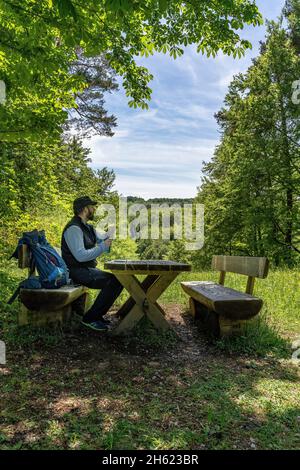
(104, 238, 112, 252)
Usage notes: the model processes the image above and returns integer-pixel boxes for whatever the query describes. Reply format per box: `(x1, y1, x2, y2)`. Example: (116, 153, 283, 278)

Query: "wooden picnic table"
(104, 260, 191, 336)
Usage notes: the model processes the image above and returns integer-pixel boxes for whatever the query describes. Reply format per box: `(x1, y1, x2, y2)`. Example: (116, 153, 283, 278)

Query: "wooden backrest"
(18, 244, 31, 269)
(212, 256, 269, 278)
(212, 255, 269, 295)
(18, 244, 62, 270)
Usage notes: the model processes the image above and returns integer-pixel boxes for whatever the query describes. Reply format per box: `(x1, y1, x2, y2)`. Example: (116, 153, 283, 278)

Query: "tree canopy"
(196, 16, 300, 266)
(0, 0, 262, 141)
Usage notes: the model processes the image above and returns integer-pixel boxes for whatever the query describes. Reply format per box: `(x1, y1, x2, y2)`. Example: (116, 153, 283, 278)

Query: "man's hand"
(104, 238, 112, 249)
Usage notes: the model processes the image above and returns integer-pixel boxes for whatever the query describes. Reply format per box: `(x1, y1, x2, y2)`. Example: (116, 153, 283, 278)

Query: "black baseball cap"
(73, 196, 97, 214)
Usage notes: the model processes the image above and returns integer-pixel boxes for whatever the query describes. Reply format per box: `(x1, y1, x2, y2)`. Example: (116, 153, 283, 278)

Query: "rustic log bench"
(181, 255, 269, 337)
(17, 244, 89, 326)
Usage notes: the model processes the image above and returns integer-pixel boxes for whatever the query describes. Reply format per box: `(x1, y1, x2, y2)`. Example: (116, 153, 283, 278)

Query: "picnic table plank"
(104, 259, 191, 274)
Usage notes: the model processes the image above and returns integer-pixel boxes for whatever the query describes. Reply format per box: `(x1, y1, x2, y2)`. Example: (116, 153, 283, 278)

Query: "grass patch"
(1, 357, 299, 450)
(161, 268, 300, 332)
(214, 312, 290, 358)
(119, 316, 178, 354)
(1, 261, 300, 450)
(160, 268, 300, 357)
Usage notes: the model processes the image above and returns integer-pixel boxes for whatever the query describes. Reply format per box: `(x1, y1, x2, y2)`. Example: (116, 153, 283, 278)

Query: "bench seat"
(19, 285, 88, 312)
(181, 281, 263, 320)
(180, 255, 269, 338)
(16, 240, 89, 326)
(18, 284, 89, 326)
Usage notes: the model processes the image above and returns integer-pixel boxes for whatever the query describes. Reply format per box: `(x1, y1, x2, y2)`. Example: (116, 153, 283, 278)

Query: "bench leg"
(190, 298, 205, 320)
(18, 303, 72, 326)
(219, 316, 246, 337)
(71, 292, 89, 317)
(189, 298, 220, 338)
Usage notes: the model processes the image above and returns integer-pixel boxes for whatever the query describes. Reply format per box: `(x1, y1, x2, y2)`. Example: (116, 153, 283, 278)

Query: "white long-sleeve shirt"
(63, 224, 110, 263)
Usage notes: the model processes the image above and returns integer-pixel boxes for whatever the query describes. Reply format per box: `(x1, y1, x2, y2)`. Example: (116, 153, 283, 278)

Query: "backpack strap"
(7, 277, 42, 304)
(7, 285, 21, 305)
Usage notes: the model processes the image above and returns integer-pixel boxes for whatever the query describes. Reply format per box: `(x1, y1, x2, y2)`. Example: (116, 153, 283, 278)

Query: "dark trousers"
(70, 267, 123, 323)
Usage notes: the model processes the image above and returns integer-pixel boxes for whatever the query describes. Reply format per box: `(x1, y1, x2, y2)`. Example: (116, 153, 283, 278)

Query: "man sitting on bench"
(61, 196, 123, 332)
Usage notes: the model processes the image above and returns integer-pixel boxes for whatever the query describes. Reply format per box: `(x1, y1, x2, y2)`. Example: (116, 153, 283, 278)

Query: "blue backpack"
(8, 229, 69, 304)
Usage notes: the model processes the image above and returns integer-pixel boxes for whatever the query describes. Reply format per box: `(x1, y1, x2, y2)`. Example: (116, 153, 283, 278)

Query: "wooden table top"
(104, 259, 192, 273)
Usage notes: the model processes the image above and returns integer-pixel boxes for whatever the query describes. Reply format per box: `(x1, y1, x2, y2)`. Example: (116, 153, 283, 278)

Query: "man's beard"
(88, 208, 94, 220)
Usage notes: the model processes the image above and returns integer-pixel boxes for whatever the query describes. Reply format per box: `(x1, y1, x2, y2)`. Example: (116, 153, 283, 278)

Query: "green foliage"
(125, 197, 196, 266)
(284, 0, 300, 52)
(0, 0, 263, 141)
(0, 136, 117, 254)
(196, 20, 300, 266)
(67, 54, 118, 137)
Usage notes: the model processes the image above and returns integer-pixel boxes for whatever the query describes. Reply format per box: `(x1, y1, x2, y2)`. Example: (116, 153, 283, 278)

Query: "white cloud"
(83, 0, 285, 199)
(116, 176, 199, 199)
(85, 134, 217, 197)
(217, 68, 243, 89)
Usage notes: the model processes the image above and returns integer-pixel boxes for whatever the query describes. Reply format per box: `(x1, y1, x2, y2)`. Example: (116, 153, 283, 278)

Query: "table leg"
(147, 272, 178, 303)
(111, 304, 145, 336)
(111, 272, 179, 336)
(116, 275, 159, 319)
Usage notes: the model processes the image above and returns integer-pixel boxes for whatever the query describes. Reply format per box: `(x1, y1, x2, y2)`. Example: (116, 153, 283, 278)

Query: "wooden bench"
(17, 244, 89, 326)
(181, 256, 269, 337)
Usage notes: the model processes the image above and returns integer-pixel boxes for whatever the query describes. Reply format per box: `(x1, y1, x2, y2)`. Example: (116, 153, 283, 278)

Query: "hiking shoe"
(81, 320, 108, 332)
(100, 317, 112, 325)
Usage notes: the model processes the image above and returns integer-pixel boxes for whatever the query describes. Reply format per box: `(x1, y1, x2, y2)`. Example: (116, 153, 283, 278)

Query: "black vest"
(61, 216, 97, 269)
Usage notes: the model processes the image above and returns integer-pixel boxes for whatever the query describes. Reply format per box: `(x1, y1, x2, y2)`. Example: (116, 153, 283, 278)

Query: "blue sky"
(85, 0, 286, 199)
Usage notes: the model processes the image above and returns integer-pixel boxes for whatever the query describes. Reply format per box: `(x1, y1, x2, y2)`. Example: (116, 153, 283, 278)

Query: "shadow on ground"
(1, 304, 299, 450)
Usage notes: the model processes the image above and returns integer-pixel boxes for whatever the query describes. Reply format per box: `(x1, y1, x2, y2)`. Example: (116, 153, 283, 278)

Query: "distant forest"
(126, 197, 194, 208)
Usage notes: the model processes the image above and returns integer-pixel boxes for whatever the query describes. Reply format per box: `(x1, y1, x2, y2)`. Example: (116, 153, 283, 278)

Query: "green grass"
(160, 269, 300, 356)
(1, 356, 299, 450)
(160, 269, 300, 334)
(0, 260, 300, 450)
